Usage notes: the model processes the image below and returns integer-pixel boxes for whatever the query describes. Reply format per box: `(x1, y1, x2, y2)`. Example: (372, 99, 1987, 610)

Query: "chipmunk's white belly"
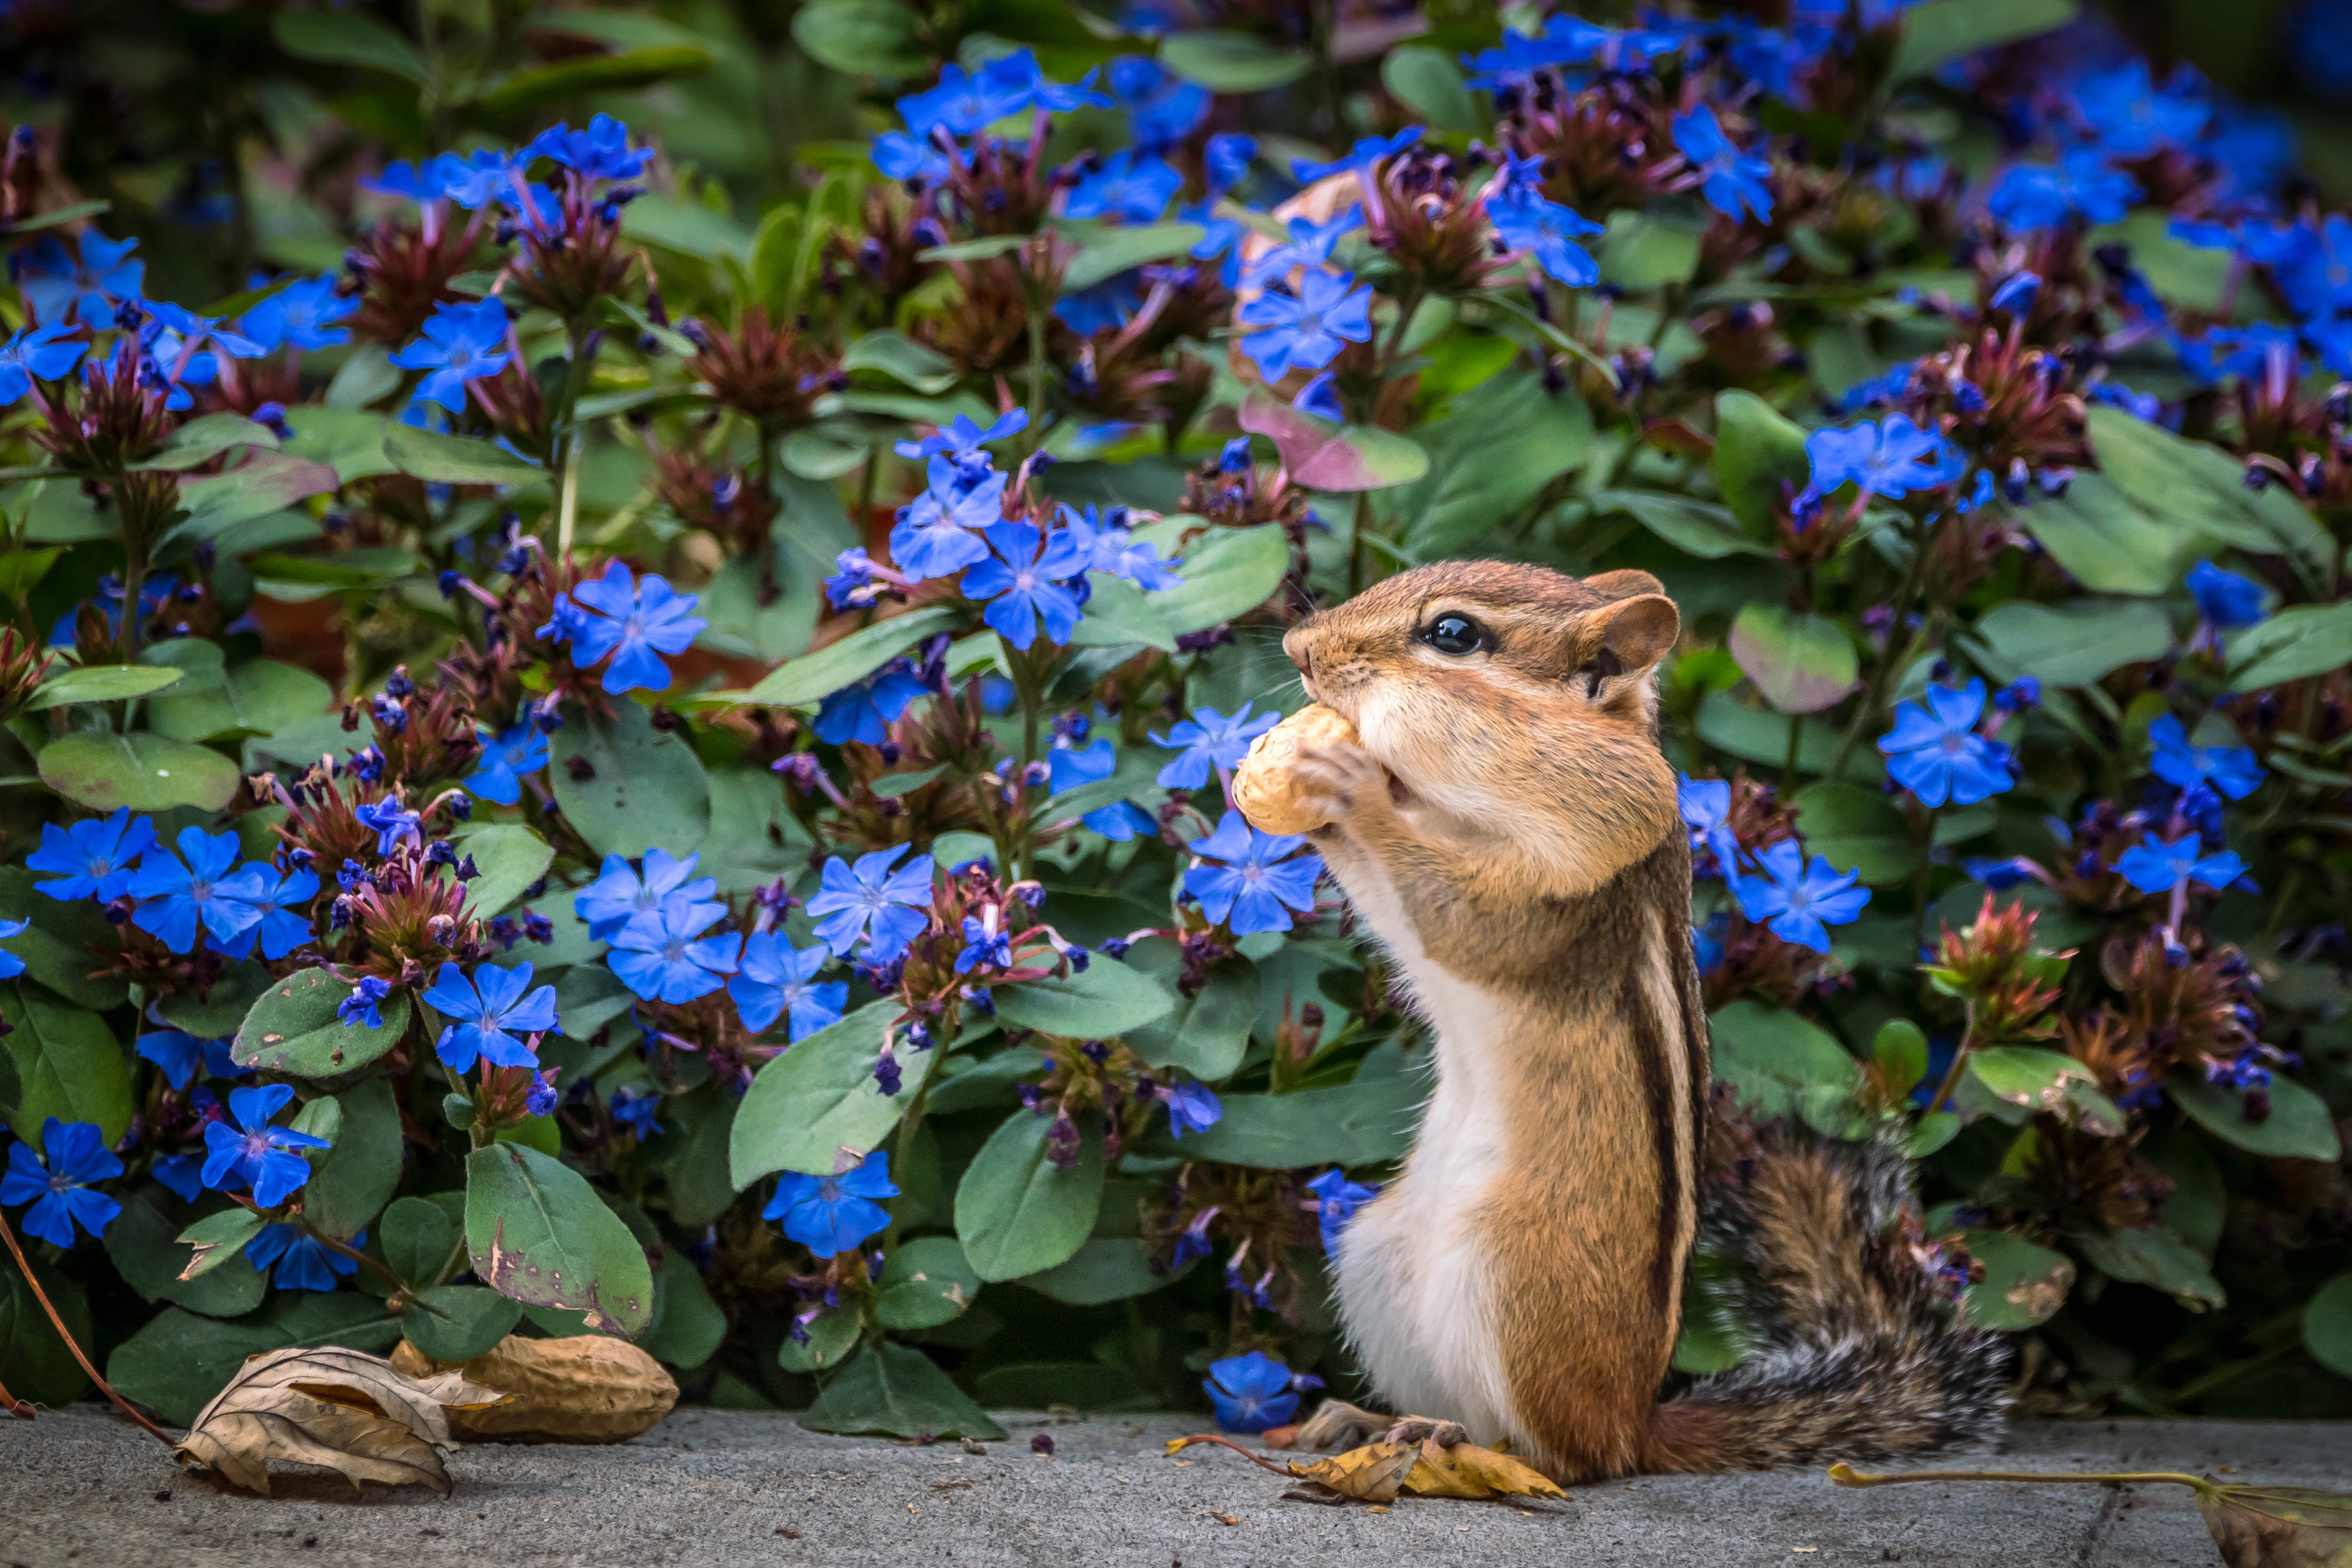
(1326, 860, 1523, 1446)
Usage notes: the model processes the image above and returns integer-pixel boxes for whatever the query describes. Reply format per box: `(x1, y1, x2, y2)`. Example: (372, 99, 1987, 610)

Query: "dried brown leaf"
(173, 1346, 505, 1496)
(2199, 1486, 2352, 1568)
(390, 1333, 676, 1442)
(1406, 1439, 1569, 1501)
(1287, 1441, 1421, 1504)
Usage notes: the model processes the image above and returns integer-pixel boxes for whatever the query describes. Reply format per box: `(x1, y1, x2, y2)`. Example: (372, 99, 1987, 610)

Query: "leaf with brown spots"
(1287, 1441, 1421, 1503)
(173, 1346, 505, 1496)
(1402, 1439, 1568, 1500)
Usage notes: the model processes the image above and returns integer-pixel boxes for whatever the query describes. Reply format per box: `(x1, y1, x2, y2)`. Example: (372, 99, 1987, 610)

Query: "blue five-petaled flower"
(26, 807, 157, 901)
(2116, 833, 2247, 897)
(126, 827, 270, 955)
(1, 1118, 123, 1247)
(729, 932, 849, 1042)
(763, 1151, 898, 1257)
(1730, 841, 1871, 954)
(422, 959, 559, 1073)
(804, 845, 934, 962)
(1152, 703, 1281, 789)
(544, 560, 707, 694)
(1184, 815, 1324, 935)
(1203, 1351, 1303, 1434)
(201, 1084, 332, 1210)
(1878, 680, 2016, 808)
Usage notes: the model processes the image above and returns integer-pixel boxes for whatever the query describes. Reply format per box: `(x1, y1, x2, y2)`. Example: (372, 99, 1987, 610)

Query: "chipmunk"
(1272, 560, 2009, 1482)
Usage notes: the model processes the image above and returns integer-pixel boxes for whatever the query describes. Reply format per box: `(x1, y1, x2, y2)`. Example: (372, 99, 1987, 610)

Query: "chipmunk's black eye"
(1422, 614, 1487, 656)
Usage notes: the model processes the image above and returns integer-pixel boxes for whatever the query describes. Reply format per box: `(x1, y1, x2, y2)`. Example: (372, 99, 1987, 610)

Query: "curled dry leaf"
(2194, 1486, 2352, 1568)
(1402, 1438, 1569, 1501)
(1233, 703, 1359, 836)
(390, 1333, 676, 1442)
(173, 1346, 505, 1497)
(1286, 1440, 1421, 1504)
(1167, 1430, 1568, 1508)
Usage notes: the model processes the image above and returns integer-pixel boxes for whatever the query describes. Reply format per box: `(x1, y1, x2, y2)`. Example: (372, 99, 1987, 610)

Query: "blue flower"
(248, 1224, 361, 1291)
(1203, 1351, 1300, 1434)
(422, 959, 558, 1073)
(551, 560, 707, 694)
(978, 48, 1109, 117)
(2116, 833, 2247, 896)
(2185, 560, 2267, 629)
(805, 845, 934, 961)
(1064, 150, 1183, 223)
(201, 1084, 331, 1210)
(1151, 703, 1280, 789)
(898, 63, 1029, 139)
(1678, 775, 1740, 877)
(1291, 372, 1343, 420)
(136, 1028, 242, 1090)
(1804, 415, 1962, 500)
(126, 827, 269, 954)
(963, 520, 1089, 651)
(210, 865, 320, 963)
(152, 1153, 204, 1203)
(1185, 815, 1323, 935)
(339, 976, 392, 1029)
(1107, 56, 1210, 151)
(238, 277, 358, 354)
(527, 114, 652, 182)
(895, 408, 1027, 462)
(1, 1118, 123, 1246)
(729, 933, 848, 1041)
(1963, 855, 2041, 890)
(1057, 504, 1181, 591)
(762, 1151, 898, 1257)
(0, 922, 23, 981)
(1290, 127, 1422, 184)
(1306, 1168, 1378, 1255)
(0, 322, 87, 405)
(1989, 269, 2043, 316)
(2175, 323, 2301, 388)
(466, 722, 550, 805)
(1487, 190, 1604, 287)
(1986, 151, 2141, 234)
(815, 660, 930, 746)
(354, 798, 421, 857)
(889, 459, 1007, 580)
(1050, 737, 1154, 840)
(1672, 106, 1774, 223)
(390, 300, 513, 413)
(871, 130, 955, 185)
(1163, 1081, 1222, 1138)
(1730, 841, 1870, 954)
(610, 1087, 664, 1137)
(1205, 133, 1256, 193)
(1236, 269, 1374, 380)
(608, 901, 741, 1004)
(16, 231, 143, 328)
(2148, 714, 2265, 801)
(1240, 212, 1363, 289)
(2075, 60, 2212, 157)
(1054, 273, 1144, 336)
(954, 907, 1013, 974)
(26, 808, 157, 901)
(574, 849, 717, 941)
(1878, 679, 2016, 807)
(436, 148, 527, 210)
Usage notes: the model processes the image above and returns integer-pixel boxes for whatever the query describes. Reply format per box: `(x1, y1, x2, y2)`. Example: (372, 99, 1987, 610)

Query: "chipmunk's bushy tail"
(1643, 1131, 2012, 1472)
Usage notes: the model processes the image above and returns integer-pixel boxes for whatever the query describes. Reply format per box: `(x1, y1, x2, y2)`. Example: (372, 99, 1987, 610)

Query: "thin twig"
(1831, 1462, 2207, 1492)
(1165, 1433, 1299, 1476)
(0, 1207, 176, 1445)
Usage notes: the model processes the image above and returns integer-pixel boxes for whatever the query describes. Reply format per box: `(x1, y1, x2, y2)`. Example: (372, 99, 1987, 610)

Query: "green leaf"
(841, 330, 960, 394)
(1967, 1047, 2123, 1135)
(729, 1001, 926, 1184)
(1599, 208, 1705, 292)
(281, 407, 397, 484)
(790, 0, 929, 76)
(452, 823, 555, 919)
(1730, 605, 1858, 714)
(621, 194, 756, 263)
(1238, 393, 1430, 493)
(2086, 405, 2336, 591)
(2018, 471, 2182, 595)
(380, 1195, 458, 1288)
(1698, 690, 1882, 783)
(1380, 45, 1479, 133)
(1960, 1228, 2074, 1330)
(104, 1190, 265, 1316)
(1155, 1042, 1425, 1167)
(465, 1141, 655, 1336)
(1160, 30, 1312, 91)
(401, 1284, 524, 1362)
(131, 413, 282, 472)
(992, 961, 1177, 1040)
(955, 1109, 1106, 1282)
(1889, 0, 2076, 82)
(1062, 223, 1208, 293)
(876, 1237, 982, 1330)
(1712, 391, 1811, 535)
(1147, 524, 1289, 636)
(777, 1306, 864, 1372)
(0, 869, 127, 1010)
(467, 47, 713, 123)
(1124, 957, 1258, 1081)
(146, 657, 332, 742)
(1391, 370, 1594, 555)
(1790, 781, 1919, 885)
(640, 1249, 729, 1370)
(0, 1255, 93, 1407)
(550, 700, 711, 861)
(1905, 1112, 1962, 1157)
(1018, 1237, 1187, 1306)
(382, 423, 544, 486)
(174, 1208, 268, 1280)
(273, 9, 432, 85)
(2304, 1271, 2352, 1379)
(1969, 599, 2173, 688)
(1873, 1020, 1929, 1097)
(2224, 603, 2352, 693)
(972, 1362, 1152, 1411)
(2, 988, 133, 1144)
(1591, 489, 1773, 559)
(2168, 1073, 2343, 1162)
(1066, 572, 1179, 653)
(107, 1295, 401, 1428)
(744, 605, 964, 708)
(37, 731, 240, 813)
(173, 453, 339, 543)
(302, 1079, 405, 1238)
(2072, 1225, 2225, 1310)
(232, 967, 412, 1078)
(1709, 1000, 1860, 1120)
(24, 663, 184, 711)
(799, 1339, 1007, 1442)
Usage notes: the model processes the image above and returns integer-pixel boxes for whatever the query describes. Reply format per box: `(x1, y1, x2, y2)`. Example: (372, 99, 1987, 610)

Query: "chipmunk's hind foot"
(1296, 1400, 1468, 1452)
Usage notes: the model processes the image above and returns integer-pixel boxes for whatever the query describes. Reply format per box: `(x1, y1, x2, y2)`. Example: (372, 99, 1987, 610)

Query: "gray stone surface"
(0, 1405, 2345, 1567)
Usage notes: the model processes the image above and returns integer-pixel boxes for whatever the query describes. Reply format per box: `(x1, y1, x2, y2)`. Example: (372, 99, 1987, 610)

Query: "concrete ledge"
(2, 1406, 2345, 1566)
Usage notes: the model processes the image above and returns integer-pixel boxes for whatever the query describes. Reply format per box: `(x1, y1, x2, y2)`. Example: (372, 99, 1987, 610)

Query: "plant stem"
(1829, 518, 1933, 779)
(1831, 1462, 2211, 1493)
(1780, 712, 1802, 789)
(1924, 998, 1976, 1114)
(0, 1207, 176, 1443)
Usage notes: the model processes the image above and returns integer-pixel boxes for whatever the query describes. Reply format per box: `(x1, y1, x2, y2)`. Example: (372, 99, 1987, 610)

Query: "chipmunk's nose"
(1282, 624, 1316, 683)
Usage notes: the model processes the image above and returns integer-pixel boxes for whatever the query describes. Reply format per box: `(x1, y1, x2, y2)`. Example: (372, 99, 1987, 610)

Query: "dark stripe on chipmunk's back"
(1627, 961, 1684, 1320)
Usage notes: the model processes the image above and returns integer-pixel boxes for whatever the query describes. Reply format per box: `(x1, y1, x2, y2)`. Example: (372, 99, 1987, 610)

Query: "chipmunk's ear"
(1581, 568, 1667, 602)
(1568, 593, 1680, 693)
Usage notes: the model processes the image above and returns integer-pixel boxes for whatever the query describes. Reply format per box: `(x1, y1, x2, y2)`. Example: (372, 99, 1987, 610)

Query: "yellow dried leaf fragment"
(173, 1345, 505, 1496)
(1233, 703, 1359, 836)
(1287, 1440, 1420, 1503)
(391, 1333, 677, 1442)
(1402, 1439, 1569, 1500)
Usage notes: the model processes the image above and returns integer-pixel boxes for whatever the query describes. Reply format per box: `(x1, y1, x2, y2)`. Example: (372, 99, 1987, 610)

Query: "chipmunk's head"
(1283, 562, 1682, 884)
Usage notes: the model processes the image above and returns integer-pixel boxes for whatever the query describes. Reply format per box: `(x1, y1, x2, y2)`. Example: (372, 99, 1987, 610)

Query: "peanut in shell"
(1232, 703, 1359, 836)
(391, 1333, 677, 1443)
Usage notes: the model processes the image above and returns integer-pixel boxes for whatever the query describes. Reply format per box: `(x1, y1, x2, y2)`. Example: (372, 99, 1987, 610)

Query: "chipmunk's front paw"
(1295, 1399, 1391, 1451)
(1287, 742, 1394, 824)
